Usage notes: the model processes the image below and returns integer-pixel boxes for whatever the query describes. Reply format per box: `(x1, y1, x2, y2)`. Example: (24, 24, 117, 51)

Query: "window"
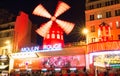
(118, 35, 120, 40)
(97, 14, 102, 19)
(57, 34, 60, 39)
(51, 34, 55, 38)
(91, 38, 96, 43)
(116, 21, 120, 29)
(115, 0, 119, 4)
(91, 25, 95, 32)
(105, 1, 110, 6)
(115, 9, 120, 16)
(97, 3, 101, 8)
(110, 1, 114, 5)
(6, 32, 10, 37)
(89, 5, 94, 9)
(106, 11, 111, 18)
(47, 34, 50, 39)
(90, 15, 94, 21)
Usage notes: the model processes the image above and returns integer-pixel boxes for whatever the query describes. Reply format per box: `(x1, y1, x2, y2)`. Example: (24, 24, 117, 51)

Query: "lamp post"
(82, 28, 90, 71)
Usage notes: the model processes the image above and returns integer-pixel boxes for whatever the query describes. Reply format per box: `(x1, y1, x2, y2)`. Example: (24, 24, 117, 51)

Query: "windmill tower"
(33, 1, 75, 50)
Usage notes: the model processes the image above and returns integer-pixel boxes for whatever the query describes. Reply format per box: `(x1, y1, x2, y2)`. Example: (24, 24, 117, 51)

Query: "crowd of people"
(3, 68, 120, 76)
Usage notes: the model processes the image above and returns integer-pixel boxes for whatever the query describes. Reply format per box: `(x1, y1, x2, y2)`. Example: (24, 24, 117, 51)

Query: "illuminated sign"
(21, 43, 62, 52)
(41, 68, 47, 71)
(88, 41, 120, 53)
(90, 51, 120, 68)
(55, 68, 61, 71)
(70, 68, 77, 70)
(43, 43, 62, 50)
(21, 46, 40, 52)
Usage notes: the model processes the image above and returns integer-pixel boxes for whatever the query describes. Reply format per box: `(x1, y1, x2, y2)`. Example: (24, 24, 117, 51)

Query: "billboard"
(92, 51, 120, 68)
(13, 55, 85, 70)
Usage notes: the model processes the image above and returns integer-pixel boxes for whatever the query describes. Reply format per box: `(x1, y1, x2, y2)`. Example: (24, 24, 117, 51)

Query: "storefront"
(0, 55, 9, 75)
(8, 46, 86, 74)
(87, 40, 120, 70)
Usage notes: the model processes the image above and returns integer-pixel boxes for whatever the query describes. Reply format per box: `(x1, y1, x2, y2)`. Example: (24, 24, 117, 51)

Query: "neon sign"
(21, 46, 40, 52)
(43, 43, 62, 50)
(21, 43, 62, 52)
(88, 40, 120, 53)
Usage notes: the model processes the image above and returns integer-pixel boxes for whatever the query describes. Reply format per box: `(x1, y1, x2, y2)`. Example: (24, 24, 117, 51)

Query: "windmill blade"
(54, 1, 70, 18)
(33, 4, 52, 19)
(36, 21, 52, 37)
(56, 19, 75, 34)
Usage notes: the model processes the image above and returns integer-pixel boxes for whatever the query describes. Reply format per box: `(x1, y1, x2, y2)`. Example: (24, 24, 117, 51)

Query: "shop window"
(115, 9, 120, 16)
(116, 21, 120, 29)
(90, 15, 94, 21)
(106, 11, 111, 18)
(90, 25, 95, 32)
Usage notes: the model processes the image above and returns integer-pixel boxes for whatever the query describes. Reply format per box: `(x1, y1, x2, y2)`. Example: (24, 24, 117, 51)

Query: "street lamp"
(5, 40, 10, 44)
(82, 28, 90, 70)
(82, 28, 88, 44)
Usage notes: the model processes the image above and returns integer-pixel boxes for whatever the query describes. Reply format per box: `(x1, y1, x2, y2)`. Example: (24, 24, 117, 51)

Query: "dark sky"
(0, 0, 85, 44)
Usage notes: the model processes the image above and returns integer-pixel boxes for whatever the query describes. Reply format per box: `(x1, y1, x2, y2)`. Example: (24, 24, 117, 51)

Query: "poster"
(93, 52, 120, 68)
(13, 55, 85, 70)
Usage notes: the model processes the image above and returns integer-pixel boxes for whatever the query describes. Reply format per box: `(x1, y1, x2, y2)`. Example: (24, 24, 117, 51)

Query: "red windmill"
(33, 1, 75, 50)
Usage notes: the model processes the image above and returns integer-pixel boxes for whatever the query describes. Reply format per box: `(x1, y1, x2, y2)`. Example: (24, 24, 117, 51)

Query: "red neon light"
(33, 1, 75, 48)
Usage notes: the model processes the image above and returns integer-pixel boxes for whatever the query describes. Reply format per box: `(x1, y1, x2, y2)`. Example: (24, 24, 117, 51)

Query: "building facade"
(85, 0, 120, 70)
(0, 22, 15, 55)
(86, 0, 120, 43)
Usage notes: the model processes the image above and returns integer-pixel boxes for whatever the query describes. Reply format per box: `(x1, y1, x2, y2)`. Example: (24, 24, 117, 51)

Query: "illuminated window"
(57, 34, 60, 39)
(47, 34, 50, 39)
(51, 34, 55, 38)
(116, 21, 120, 29)
(97, 14, 102, 19)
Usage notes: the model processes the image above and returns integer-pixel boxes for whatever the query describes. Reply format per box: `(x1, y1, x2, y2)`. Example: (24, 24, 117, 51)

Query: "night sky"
(0, 0, 85, 44)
